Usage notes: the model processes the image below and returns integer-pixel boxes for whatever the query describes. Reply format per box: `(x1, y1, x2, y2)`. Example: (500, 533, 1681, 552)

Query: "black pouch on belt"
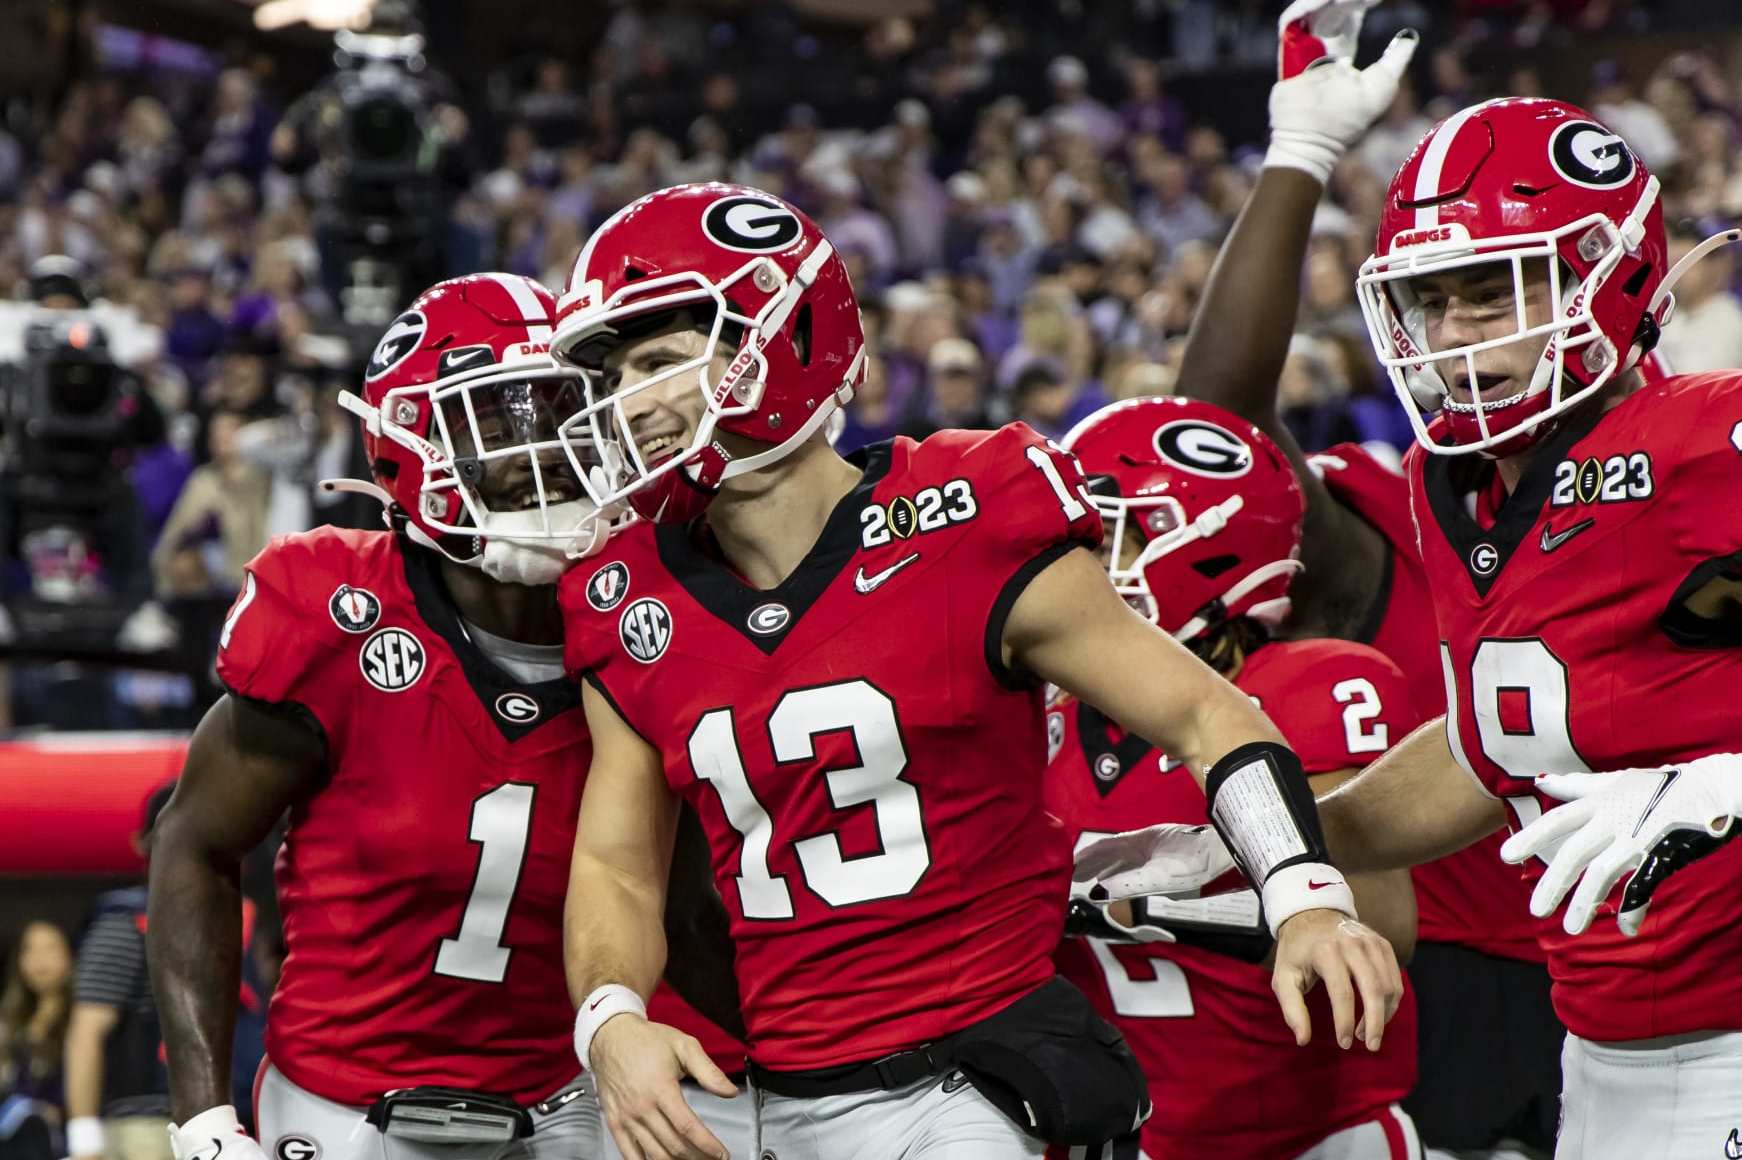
(950, 975, 1151, 1149)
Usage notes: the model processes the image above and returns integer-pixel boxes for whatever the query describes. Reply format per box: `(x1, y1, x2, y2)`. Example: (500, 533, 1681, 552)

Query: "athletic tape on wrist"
(573, 984, 647, 1071)
(169, 1106, 244, 1160)
(68, 1117, 105, 1157)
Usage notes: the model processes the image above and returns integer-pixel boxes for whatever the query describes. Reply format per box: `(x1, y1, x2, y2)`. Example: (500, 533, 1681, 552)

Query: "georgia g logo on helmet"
(702, 196, 802, 253)
(1548, 120, 1635, 189)
(1153, 419, 1253, 478)
(366, 310, 427, 381)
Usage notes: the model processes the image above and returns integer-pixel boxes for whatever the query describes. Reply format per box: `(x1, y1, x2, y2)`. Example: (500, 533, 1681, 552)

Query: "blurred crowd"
(1, 0, 1741, 730)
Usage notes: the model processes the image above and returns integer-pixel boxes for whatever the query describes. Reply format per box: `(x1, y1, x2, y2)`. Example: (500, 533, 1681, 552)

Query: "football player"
(1168, 3, 1564, 1152)
(1051, 397, 1425, 1160)
(145, 274, 748, 1160)
(1294, 99, 1742, 1157)
(547, 183, 1404, 1160)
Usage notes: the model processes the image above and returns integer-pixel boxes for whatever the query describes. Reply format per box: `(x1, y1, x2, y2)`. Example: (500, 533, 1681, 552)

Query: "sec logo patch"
(328, 584, 381, 634)
(586, 561, 630, 611)
(360, 627, 426, 691)
(620, 598, 673, 663)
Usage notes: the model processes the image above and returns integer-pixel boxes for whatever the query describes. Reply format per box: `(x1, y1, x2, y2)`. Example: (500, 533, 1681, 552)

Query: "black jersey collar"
(1075, 700, 1155, 798)
(655, 441, 895, 654)
(1421, 405, 1604, 597)
(398, 535, 581, 740)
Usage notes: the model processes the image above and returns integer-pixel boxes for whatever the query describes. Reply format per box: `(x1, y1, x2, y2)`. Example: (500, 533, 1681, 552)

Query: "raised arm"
(1177, 4, 1418, 633)
(148, 695, 325, 1136)
(568, 681, 734, 1160)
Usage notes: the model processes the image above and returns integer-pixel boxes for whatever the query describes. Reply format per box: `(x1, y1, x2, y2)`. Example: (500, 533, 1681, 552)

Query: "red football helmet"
(550, 182, 868, 523)
(1356, 98, 1667, 456)
(1060, 397, 1305, 642)
(334, 273, 615, 583)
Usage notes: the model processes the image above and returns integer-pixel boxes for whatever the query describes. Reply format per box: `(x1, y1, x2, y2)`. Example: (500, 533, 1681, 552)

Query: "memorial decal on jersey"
(585, 561, 631, 611)
(328, 584, 382, 633)
(360, 626, 426, 691)
(860, 479, 978, 547)
(620, 597, 673, 663)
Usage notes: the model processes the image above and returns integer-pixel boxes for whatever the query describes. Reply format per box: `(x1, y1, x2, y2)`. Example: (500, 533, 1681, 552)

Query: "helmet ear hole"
(1621, 261, 1654, 298)
(1192, 554, 1240, 579)
(791, 304, 812, 367)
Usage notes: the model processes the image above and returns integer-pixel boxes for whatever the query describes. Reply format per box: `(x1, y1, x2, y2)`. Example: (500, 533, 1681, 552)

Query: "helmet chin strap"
(1648, 227, 1742, 322)
(1172, 560, 1305, 642)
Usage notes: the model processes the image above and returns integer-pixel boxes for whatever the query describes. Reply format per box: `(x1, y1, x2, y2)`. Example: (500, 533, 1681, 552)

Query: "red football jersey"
(218, 528, 741, 1100)
(1409, 372, 1742, 1042)
(560, 424, 1101, 1071)
(1313, 443, 1543, 962)
(1047, 639, 1422, 1159)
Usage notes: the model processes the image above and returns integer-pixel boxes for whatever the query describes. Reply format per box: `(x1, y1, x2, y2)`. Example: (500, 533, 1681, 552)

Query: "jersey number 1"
(434, 783, 535, 983)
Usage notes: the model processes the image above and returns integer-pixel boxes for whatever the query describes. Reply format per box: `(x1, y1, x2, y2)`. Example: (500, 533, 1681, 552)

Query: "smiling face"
(439, 372, 593, 515)
(596, 314, 739, 474)
(1408, 256, 1557, 407)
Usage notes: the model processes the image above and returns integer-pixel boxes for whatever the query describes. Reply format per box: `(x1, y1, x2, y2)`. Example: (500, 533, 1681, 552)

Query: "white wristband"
(1262, 132, 1342, 185)
(573, 984, 647, 1071)
(168, 1105, 245, 1160)
(1262, 861, 1358, 937)
(68, 1116, 105, 1157)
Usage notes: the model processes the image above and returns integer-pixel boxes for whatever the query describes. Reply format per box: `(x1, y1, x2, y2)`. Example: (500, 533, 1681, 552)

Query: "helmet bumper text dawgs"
(1061, 397, 1306, 643)
(550, 183, 868, 524)
(1357, 98, 1669, 457)
(334, 273, 618, 584)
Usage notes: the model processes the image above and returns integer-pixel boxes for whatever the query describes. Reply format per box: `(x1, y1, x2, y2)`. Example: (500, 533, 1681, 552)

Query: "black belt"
(746, 1036, 964, 1099)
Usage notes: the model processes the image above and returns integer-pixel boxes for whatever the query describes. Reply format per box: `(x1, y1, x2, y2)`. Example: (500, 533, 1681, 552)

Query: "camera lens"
(352, 94, 418, 162)
(51, 359, 116, 416)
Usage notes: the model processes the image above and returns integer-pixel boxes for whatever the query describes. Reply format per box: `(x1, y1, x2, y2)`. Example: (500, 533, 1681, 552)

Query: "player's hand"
(1072, 823, 1238, 902)
(589, 1013, 738, 1160)
(1500, 758, 1742, 937)
(1271, 908, 1401, 1052)
(1266, 0, 1418, 183)
(166, 1106, 269, 1160)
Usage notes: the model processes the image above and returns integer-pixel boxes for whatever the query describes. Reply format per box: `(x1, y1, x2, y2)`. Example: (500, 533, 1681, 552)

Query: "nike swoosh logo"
(854, 552, 920, 594)
(1307, 880, 1338, 890)
(588, 995, 609, 1010)
(440, 346, 494, 375)
(1540, 518, 1595, 553)
(1631, 769, 1680, 839)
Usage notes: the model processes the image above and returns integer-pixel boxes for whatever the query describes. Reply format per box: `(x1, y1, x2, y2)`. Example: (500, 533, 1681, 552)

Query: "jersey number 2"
(689, 679, 931, 918)
(1074, 832, 1192, 1018)
(434, 783, 535, 983)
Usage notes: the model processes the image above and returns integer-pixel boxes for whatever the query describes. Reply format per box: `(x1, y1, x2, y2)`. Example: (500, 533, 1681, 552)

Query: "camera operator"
(270, 0, 475, 332)
(0, 259, 178, 673)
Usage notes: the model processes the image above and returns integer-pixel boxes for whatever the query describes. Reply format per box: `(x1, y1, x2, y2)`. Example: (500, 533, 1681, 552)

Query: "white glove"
(1073, 823, 1239, 902)
(1266, 0, 1419, 183)
(1499, 756, 1742, 937)
(167, 1106, 269, 1160)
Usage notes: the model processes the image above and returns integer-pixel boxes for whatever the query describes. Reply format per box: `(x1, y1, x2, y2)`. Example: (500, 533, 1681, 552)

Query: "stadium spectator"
(150, 411, 271, 601)
(64, 785, 174, 1160)
(904, 337, 995, 439)
(1, 923, 73, 1122)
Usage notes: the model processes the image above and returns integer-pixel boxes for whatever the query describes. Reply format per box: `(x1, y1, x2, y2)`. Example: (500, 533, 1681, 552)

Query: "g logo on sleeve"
(702, 196, 802, 253)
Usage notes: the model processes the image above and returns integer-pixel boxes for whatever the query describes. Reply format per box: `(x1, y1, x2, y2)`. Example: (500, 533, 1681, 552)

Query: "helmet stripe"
(1411, 101, 1488, 231)
(488, 272, 548, 323)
